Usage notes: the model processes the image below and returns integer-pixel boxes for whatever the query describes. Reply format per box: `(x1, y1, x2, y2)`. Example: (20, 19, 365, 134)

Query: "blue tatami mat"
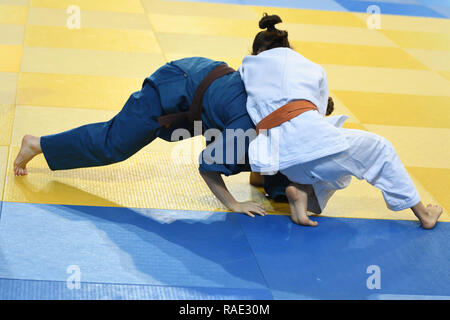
(415, 0, 450, 6)
(241, 0, 348, 11)
(334, 0, 446, 18)
(1, 202, 449, 300)
(429, 5, 450, 17)
(175, 0, 348, 11)
(0, 202, 270, 297)
(176, 0, 450, 18)
(238, 215, 450, 299)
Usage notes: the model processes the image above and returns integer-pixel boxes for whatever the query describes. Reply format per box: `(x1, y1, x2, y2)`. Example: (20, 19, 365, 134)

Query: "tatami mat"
(0, 0, 449, 300)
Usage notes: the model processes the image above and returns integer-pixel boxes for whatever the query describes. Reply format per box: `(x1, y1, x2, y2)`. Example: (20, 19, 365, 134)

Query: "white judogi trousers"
(280, 128, 421, 213)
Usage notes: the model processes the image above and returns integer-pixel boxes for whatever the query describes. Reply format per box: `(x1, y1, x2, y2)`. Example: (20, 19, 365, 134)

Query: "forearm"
(199, 170, 239, 210)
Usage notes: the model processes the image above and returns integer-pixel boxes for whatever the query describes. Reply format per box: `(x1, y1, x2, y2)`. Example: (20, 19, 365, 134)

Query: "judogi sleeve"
(198, 114, 255, 176)
(317, 66, 329, 116)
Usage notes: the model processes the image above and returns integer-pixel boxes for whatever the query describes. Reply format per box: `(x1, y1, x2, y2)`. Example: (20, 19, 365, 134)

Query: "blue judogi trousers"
(41, 82, 166, 170)
(40, 57, 255, 177)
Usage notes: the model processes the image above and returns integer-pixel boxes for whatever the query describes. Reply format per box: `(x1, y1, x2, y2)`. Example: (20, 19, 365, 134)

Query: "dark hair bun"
(259, 13, 282, 31)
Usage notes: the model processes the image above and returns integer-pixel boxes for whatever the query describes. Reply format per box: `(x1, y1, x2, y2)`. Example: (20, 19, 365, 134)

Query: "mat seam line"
(140, 0, 169, 63)
(235, 216, 275, 300)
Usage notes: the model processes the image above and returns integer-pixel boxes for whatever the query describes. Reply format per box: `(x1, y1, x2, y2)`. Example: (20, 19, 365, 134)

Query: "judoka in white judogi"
(239, 47, 420, 212)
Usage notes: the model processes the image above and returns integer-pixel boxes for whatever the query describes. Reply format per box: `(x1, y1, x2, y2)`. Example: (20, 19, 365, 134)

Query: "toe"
(299, 217, 318, 227)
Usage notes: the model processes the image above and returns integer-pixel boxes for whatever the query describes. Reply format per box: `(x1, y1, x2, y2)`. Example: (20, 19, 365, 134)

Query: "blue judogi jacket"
(145, 57, 255, 176)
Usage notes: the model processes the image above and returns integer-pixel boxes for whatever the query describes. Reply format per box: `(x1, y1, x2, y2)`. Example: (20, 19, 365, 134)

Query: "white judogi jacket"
(240, 48, 420, 213)
(239, 47, 350, 173)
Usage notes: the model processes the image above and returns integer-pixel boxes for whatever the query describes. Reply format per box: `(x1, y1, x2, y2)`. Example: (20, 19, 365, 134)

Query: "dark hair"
(326, 97, 334, 116)
(252, 13, 291, 55)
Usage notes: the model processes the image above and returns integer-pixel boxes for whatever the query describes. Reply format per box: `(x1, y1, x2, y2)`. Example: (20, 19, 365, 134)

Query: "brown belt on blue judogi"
(156, 64, 235, 128)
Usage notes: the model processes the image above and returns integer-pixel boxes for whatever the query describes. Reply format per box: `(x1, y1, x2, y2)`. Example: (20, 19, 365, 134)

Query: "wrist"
(228, 200, 240, 211)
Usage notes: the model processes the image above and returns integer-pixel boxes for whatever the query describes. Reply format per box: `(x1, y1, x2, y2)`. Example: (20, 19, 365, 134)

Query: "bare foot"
(420, 204, 443, 229)
(411, 202, 442, 229)
(286, 184, 318, 227)
(13, 135, 42, 176)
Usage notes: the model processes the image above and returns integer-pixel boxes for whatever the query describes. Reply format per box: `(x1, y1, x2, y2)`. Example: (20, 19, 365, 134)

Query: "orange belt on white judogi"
(256, 100, 318, 135)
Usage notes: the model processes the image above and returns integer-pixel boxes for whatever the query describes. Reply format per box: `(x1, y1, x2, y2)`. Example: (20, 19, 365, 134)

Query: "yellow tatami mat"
(1, 0, 449, 222)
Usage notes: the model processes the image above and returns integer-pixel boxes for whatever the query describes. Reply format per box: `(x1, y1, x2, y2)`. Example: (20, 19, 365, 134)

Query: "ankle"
(26, 135, 42, 153)
(411, 202, 425, 216)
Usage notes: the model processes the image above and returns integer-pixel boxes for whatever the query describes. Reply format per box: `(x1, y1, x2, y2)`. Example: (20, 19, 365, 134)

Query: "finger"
(246, 212, 255, 218)
(252, 211, 264, 216)
(255, 208, 267, 216)
(252, 208, 266, 216)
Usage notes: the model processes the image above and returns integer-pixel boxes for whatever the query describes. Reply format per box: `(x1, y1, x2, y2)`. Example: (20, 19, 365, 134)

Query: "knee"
(101, 152, 126, 165)
(99, 143, 130, 165)
(365, 135, 397, 162)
